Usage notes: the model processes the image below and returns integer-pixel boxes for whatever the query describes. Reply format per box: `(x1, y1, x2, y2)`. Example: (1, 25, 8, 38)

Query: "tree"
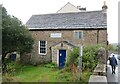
(108, 44, 115, 52)
(115, 45, 120, 53)
(2, 7, 34, 61)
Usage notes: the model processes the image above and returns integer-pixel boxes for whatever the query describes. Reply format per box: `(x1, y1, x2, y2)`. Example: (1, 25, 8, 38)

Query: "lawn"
(2, 62, 91, 82)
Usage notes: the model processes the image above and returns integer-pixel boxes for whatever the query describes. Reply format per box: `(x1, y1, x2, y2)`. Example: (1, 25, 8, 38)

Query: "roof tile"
(26, 11, 107, 29)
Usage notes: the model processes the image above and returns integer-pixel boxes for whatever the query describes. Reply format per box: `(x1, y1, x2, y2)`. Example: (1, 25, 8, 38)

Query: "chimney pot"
(102, 1, 108, 13)
(77, 6, 86, 11)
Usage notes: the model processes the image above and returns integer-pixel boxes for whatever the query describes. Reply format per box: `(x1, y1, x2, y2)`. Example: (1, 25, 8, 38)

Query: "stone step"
(89, 75, 108, 84)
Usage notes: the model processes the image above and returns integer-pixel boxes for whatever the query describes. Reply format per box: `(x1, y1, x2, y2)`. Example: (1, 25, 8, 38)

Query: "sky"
(0, 0, 120, 43)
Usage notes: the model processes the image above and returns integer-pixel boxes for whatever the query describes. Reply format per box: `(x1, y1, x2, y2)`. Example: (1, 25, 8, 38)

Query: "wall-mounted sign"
(50, 33, 62, 38)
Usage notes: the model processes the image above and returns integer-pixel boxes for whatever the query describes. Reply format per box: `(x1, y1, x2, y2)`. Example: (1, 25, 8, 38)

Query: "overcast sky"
(0, 0, 120, 43)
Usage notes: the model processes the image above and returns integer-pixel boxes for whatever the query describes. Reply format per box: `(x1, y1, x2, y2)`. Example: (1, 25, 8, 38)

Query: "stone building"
(26, 2, 108, 67)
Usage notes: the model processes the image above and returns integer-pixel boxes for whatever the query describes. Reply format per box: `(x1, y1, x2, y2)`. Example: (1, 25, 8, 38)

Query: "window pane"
(75, 32, 78, 39)
(40, 48, 45, 51)
(40, 45, 45, 48)
(74, 31, 82, 39)
(39, 40, 46, 54)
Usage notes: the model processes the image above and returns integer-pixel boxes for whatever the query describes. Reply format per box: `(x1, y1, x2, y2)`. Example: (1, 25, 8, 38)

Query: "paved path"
(107, 55, 119, 84)
(118, 60, 120, 84)
(89, 75, 107, 84)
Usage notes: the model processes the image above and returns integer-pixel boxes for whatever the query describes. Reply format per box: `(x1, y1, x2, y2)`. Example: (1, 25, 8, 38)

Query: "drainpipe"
(97, 30, 99, 44)
(49, 47, 52, 62)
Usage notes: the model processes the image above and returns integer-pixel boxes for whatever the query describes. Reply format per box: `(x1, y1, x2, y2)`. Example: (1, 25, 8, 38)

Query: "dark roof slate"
(26, 10, 107, 30)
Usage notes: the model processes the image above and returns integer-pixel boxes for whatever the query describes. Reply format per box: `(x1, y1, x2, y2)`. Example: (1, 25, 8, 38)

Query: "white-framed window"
(74, 31, 83, 39)
(38, 40, 47, 55)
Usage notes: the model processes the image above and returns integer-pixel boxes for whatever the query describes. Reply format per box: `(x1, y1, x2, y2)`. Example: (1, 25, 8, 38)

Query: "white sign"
(50, 33, 62, 38)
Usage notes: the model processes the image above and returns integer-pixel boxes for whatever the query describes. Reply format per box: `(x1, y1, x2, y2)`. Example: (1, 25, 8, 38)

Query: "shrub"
(3, 61, 24, 76)
(66, 45, 102, 72)
(65, 45, 103, 81)
(66, 48, 79, 67)
(82, 45, 101, 71)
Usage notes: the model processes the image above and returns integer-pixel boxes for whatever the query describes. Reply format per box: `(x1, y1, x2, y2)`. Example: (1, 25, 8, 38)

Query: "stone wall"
(29, 29, 107, 64)
(20, 53, 31, 64)
(97, 47, 107, 64)
(98, 30, 107, 45)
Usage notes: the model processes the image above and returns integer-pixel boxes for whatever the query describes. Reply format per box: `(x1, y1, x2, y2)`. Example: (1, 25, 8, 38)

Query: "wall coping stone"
(88, 75, 108, 83)
(93, 64, 106, 76)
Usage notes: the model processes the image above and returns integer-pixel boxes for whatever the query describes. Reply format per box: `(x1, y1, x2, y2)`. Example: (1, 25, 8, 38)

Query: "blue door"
(59, 50, 66, 68)
(10, 54, 16, 61)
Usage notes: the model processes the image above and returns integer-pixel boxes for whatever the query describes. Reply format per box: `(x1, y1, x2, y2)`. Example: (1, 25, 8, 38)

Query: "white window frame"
(74, 31, 83, 39)
(38, 40, 47, 55)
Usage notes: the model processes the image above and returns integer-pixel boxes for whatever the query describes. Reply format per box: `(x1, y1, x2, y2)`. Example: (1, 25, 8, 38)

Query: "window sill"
(39, 53, 47, 56)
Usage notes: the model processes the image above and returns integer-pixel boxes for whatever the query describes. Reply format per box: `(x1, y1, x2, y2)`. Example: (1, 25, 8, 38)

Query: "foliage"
(115, 45, 120, 52)
(2, 62, 92, 82)
(65, 45, 102, 81)
(82, 45, 101, 71)
(2, 60, 23, 76)
(2, 7, 34, 61)
(66, 45, 101, 71)
(43, 62, 57, 68)
(65, 48, 79, 81)
(80, 70, 92, 83)
(66, 48, 79, 67)
(107, 44, 115, 52)
(2, 63, 72, 82)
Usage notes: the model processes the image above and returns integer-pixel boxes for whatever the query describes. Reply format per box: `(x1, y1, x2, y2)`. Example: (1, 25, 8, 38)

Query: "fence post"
(78, 46, 83, 81)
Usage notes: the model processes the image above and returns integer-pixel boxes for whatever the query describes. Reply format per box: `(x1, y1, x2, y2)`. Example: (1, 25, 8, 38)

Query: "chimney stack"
(102, 1, 108, 13)
(77, 6, 86, 12)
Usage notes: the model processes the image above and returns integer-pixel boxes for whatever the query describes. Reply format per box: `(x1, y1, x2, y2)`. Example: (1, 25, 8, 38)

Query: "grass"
(2, 63, 91, 82)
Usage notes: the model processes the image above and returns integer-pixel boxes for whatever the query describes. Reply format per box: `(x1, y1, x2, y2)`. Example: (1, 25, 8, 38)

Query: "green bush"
(82, 45, 101, 71)
(80, 70, 92, 83)
(57, 71, 72, 82)
(66, 45, 102, 71)
(3, 61, 24, 76)
(65, 45, 103, 82)
(66, 48, 79, 67)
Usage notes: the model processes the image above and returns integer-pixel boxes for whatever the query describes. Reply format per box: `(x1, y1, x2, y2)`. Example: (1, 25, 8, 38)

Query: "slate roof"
(26, 10, 107, 30)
